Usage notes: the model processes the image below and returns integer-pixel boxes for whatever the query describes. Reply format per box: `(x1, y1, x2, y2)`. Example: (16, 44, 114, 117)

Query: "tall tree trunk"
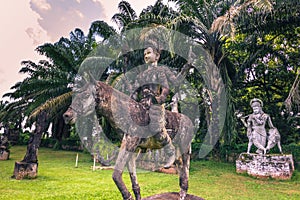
(22, 111, 49, 162)
(12, 111, 49, 180)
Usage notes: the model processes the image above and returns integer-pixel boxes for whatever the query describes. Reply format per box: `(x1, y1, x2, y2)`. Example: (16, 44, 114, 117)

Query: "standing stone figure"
(241, 98, 282, 154)
(236, 99, 292, 180)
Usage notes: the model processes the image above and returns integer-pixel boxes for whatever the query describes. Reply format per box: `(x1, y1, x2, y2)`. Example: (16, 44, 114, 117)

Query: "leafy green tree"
(169, 0, 300, 158)
(226, 0, 300, 145)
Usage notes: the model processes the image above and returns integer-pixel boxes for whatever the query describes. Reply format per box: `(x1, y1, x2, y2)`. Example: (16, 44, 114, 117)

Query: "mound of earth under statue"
(142, 192, 204, 200)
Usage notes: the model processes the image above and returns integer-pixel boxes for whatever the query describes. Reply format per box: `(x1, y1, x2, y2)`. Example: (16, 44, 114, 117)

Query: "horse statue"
(63, 77, 195, 200)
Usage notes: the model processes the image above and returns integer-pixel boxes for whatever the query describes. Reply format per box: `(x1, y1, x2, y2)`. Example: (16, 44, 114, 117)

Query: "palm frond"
(118, 0, 137, 20)
(88, 20, 116, 41)
(210, 0, 274, 37)
(28, 91, 73, 123)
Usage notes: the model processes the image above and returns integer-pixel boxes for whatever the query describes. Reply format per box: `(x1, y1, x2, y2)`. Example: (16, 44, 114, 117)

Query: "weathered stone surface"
(236, 153, 294, 180)
(135, 150, 178, 173)
(142, 192, 204, 200)
(12, 161, 38, 180)
(0, 149, 10, 160)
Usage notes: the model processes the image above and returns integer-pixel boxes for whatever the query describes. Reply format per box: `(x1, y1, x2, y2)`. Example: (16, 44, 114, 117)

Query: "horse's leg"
(113, 135, 141, 200)
(112, 147, 133, 200)
(178, 150, 190, 200)
(127, 155, 141, 200)
(175, 116, 193, 200)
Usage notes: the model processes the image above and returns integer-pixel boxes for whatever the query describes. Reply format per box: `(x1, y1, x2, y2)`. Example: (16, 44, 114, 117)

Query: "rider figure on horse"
(132, 44, 191, 168)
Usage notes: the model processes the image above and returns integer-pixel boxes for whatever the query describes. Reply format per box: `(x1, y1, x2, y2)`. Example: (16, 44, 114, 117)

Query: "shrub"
(282, 143, 300, 163)
(17, 131, 30, 145)
(40, 138, 56, 148)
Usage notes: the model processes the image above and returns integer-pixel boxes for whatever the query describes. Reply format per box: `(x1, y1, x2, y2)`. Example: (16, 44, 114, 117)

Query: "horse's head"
(63, 80, 96, 125)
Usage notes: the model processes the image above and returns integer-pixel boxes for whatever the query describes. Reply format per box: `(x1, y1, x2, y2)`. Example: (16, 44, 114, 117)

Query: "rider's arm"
(156, 87, 170, 104)
(165, 64, 192, 87)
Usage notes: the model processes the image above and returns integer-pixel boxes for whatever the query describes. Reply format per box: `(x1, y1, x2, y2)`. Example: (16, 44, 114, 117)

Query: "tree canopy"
(0, 0, 299, 160)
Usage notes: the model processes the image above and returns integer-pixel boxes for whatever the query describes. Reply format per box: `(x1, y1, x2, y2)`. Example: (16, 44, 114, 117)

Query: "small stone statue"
(0, 132, 9, 150)
(240, 98, 283, 154)
(0, 131, 10, 160)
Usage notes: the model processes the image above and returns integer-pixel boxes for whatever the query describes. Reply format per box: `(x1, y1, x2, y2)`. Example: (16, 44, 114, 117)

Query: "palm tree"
(104, 1, 221, 158)
(166, 0, 294, 159)
(171, 0, 300, 155)
(112, 0, 138, 32)
(167, 0, 235, 156)
(3, 29, 89, 142)
(1, 20, 117, 166)
(225, 0, 300, 144)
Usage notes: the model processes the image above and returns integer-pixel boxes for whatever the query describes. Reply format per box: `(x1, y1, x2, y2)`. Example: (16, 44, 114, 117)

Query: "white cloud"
(31, 0, 51, 11)
(30, 0, 106, 41)
(74, 9, 84, 19)
(0, 0, 49, 100)
(25, 27, 49, 46)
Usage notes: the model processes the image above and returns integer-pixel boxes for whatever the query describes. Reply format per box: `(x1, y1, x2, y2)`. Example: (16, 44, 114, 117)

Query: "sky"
(0, 0, 161, 101)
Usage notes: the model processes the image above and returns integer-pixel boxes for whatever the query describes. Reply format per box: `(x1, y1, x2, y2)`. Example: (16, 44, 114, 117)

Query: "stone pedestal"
(12, 161, 38, 180)
(236, 153, 294, 180)
(0, 149, 10, 160)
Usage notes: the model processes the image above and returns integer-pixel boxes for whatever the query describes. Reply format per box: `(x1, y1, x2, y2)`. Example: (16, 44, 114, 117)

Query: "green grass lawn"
(0, 146, 299, 200)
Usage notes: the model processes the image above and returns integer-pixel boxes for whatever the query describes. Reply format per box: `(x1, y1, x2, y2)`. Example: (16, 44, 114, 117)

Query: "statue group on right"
(240, 98, 283, 155)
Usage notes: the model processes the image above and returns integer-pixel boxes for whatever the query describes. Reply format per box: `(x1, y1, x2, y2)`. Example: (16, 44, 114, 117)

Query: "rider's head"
(144, 46, 160, 66)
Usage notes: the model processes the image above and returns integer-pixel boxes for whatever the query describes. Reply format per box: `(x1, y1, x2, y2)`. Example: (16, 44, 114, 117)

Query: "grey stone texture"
(236, 153, 294, 180)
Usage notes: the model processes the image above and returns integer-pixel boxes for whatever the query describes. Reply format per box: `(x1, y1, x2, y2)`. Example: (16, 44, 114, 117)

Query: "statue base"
(12, 161, 38, 180)
(142, 192, 204, 200)
(236, 153, 294, 180)
(0, 149, 10, 160)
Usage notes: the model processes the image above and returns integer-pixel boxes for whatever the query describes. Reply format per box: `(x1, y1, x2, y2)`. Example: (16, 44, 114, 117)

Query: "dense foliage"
(0, 0, 299, 161)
